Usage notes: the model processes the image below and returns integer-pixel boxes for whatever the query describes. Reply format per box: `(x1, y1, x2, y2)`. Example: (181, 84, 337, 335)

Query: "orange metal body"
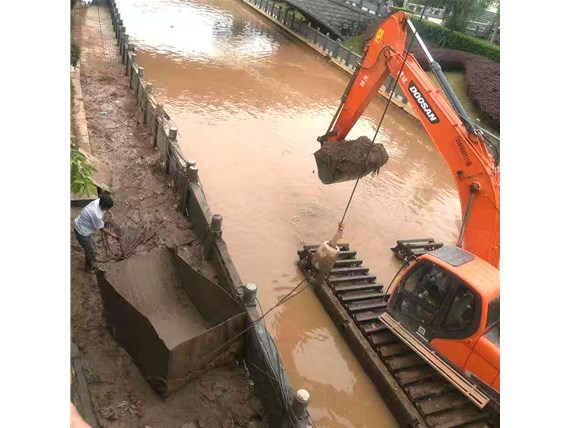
(325, 12, 500, 268)
(322, 12, 500, 395)
(386, 252, 500, 393)
(423, 253, 500, 392)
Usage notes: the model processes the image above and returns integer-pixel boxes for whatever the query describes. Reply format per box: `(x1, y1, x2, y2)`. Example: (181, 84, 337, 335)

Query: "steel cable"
(338, 5, 430, 226)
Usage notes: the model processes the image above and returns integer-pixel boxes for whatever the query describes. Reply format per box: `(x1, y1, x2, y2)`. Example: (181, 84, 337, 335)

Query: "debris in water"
(314, 136, 389, 184)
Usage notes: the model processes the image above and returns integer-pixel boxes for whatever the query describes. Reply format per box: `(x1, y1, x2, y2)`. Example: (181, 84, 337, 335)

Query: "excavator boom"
(320, 12, 500, 268)
(308, 12, 501, 413)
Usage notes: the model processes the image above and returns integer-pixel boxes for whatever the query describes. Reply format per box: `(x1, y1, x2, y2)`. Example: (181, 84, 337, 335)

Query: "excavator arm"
(320, 12, 500, 268)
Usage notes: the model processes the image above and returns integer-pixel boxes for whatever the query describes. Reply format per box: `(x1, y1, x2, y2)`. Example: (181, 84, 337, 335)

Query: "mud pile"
(314, 136, 389, 184)
(97, 248, 248, 396)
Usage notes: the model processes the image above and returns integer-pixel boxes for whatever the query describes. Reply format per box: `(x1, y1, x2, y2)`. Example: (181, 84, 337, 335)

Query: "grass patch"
(341, 33, 366, 56)
(275, 2, 307, 22)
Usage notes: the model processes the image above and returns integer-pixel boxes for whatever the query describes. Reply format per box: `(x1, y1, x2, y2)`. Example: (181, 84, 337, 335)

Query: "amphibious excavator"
(311, 11, 500, 410)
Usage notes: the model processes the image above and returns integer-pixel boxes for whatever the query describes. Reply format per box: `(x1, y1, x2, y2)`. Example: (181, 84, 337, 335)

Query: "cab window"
(486, 296, 500, 329)
(399, 262, 450, 325)
(485, 323, 500, 347)
(442, 284, 476, 331)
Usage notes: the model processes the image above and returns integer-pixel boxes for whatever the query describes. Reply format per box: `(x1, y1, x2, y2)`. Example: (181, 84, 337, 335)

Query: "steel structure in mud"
(297, 244, 499, 428)
(94, 1, 314, 426)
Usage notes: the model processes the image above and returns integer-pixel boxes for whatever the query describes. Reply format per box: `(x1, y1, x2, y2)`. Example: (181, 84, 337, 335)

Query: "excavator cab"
(382, 246, 500, 406)
(389, 251, 478, 342)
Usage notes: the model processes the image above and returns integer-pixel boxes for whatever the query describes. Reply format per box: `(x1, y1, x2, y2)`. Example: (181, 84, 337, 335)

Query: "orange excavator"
(315, 11, 500, 409)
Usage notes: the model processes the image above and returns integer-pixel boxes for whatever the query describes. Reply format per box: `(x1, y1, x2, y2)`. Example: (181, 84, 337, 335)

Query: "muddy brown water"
(116, 0, 464, 426)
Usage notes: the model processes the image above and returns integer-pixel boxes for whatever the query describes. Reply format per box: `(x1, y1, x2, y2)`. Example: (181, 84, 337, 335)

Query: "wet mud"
(111, 0, 465, 426)
(315, 137, 389, 184)
(103, 250, 211, 348)
(71, 5, 266, 427)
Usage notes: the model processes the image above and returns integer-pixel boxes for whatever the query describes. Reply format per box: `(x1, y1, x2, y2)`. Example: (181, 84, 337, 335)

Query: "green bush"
(390, 6, 416, 15)
(71, 143, 98, 196)
(341, 33, 366, 56)
(275, 2, 307, 22)
(408, 15, 499, 62)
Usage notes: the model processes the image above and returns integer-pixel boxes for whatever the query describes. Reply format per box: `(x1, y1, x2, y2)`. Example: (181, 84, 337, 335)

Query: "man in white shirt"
(74, 195, 117, 271)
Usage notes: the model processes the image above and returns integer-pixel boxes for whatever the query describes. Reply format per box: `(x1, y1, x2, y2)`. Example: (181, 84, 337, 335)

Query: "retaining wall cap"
(296, 389, 310, 402)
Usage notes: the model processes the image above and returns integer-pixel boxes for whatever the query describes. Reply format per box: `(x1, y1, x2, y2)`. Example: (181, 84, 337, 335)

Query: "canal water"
(116, 0, 464, 425)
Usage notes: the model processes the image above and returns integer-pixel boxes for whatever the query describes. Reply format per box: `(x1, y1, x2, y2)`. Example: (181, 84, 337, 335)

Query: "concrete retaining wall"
(242, 0, 419, 119)
(104, 1, 311, 426)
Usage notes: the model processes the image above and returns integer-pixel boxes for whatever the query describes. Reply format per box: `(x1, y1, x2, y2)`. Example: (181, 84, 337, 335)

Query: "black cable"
(163, 278, 308, 385)
(245, 283, 312, 428)
(252, 280, 316, 428)
(359, 46, 390, 71)
(384, 259, 412, 298)
(339, 6, 430, 225)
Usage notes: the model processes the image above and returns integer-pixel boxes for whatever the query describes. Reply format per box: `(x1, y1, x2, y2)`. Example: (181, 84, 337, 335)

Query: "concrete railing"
(404, 1, 446, 19)
(103, 0, 313, 426)
(244, 0, 418, 119)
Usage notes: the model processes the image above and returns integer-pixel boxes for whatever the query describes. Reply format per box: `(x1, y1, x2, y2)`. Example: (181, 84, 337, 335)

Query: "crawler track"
(298, 243, 499, 428)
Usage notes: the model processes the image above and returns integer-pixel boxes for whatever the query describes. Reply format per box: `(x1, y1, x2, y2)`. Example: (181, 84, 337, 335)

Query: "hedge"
(409, 45, 499, 128)
(390, 6, 415, 15)
(410, 16, 499, 62)
(388, 10, 500, 62)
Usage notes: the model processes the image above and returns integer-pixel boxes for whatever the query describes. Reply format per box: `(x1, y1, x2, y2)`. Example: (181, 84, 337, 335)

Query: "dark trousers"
(74, 229, 96, 266)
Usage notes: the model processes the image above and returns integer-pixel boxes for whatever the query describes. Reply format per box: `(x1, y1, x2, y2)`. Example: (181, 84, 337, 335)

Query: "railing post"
(292, 389, 310, 417)
(154, 103, 163, 147)
(182, 161, 197, 215)
(204, 215, 223, 260)
(135, 66, 144, 98)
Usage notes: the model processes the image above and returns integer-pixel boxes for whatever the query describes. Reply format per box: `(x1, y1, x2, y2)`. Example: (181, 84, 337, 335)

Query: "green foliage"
(409, 16, 499, 62)
(414, 0, 493, 32)
(275, 2, 307, 22)
(390, 6, 416, 15)
(341, 33, 366, 56)
(71, 143, 98, 196)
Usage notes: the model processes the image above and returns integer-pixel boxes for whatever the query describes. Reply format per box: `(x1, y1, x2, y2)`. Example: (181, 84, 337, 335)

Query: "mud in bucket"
(314, 136, 389, 185)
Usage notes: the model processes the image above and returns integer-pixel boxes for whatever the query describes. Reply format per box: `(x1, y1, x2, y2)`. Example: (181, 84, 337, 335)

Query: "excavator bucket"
(314, 136, 389, 184)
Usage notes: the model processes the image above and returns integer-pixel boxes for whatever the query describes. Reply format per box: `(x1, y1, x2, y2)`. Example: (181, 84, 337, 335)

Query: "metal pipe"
(406, 18, 475, 132)
(457, 183, 479, 247)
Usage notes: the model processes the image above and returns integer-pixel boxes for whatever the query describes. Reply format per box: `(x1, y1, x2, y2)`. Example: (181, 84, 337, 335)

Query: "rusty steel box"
(96, 248, 247, 396)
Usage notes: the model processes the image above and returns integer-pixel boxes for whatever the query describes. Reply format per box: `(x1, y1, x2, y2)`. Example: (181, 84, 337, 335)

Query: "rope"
(148, 278, 310, 427)
(157, 278, 308, 385)
(253, 286, 312, 428)
(384, 258, 412, 298)
(338, 6, 430, 226)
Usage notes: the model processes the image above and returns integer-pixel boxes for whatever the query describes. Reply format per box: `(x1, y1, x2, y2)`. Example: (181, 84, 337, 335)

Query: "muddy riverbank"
(114, 0, 465, 426)
(70, 4, 267, 427)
